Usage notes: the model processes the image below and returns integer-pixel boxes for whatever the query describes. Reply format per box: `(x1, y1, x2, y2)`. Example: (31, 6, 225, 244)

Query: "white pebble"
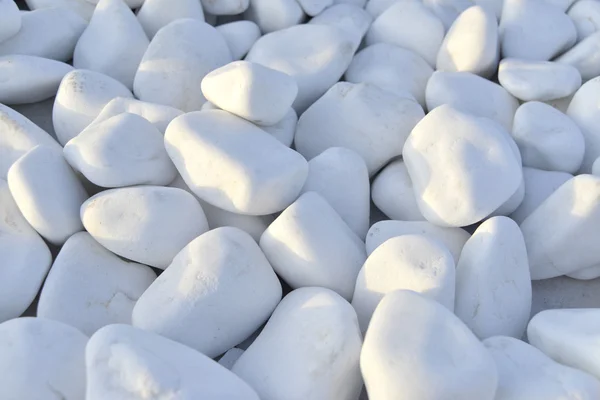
(567, 77, 600, 172)
(556, 31, 600, 82)
(371, 159, 424, 221)
(243, 0, 305, 34)
(361, 290, 498, 400)
(81, 186, 209, 269)
(216, 21, 261, 60)
(365, 0, 401, 17)
(25, 0, 95, 21)
(260, 192, 366, 300)
(137, 0, 205, 39)
(309, 4, 373, 51)
(0, 0, 21, 43)
(568, 0, 600, 42)
(232, 287, 363, 400)
(201, 0, 249, 15)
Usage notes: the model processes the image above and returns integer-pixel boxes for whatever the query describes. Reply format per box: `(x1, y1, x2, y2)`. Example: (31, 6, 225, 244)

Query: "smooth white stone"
(510, 167, 572, 224)
(426, 71, 519, 130)
(134, 19, 232, 112)
(366, 220, 470, 263)
(403, 105, 522, 227)
(295, 82, 424, 176)
(169, 174, 274, 242)
(232, 287, 363, 400)
(528, 309, 600, 379)
(499, 59, 582, 102)
(297, 0, 333, 16)
(361, 290, 498, 400)
(201, 0, 249, 14)
(520, 174, 600, 279)
(87, 97, 183, 134)
(0, 103, 61, 179)
(81, 186, 209, 269)
(0, 0, 21, 43)
(484, 336, 600, 400)
(137, 0, 205, 39)
(567, 265, 600, 280)
(454, 216, 531, 339)
(423, 0, 474, 29)
(8, 146, 88, 245)
(353, 234, 455, 332)
(366, 0, 406, 17)
(53, 69, 133, 146)
(165, 110, 307, 215)
(366, 1, 444, 67)
(74, 0, 149, 90)
(491, 176, 526, 217)
(512, 101, 584, 173)
(437, 6, 499, 78)
(216, 21, 261, 60)
(86, 324, 259, 400)
(64, 113, 177, 187)
(309, 4, 372, 51)
(567, 77, 600, 172)
(300, 147, 370, 239)
(0, 180, 51, 323)
(345, 43, 433, 107)
(202, 61, 297, 126)
(0, 318, 87, 400)
(133, 227, 281, 357)
(219, 348, 245, 370)
(499, 0, 576, 61)
(568, 0, 600, 42)
(38, 232, 156, 335)
(260, 192, 366, 300)
(243, 0, 305, 34)
(246, 24, 354, 113)
(25, 0, 95, 21)
(556, 32, 600, 82)
(85, 0, 143, 7)
(0, 8, 87, 62)
(0, 55, 73, 105)
(371, 159, 424, 221)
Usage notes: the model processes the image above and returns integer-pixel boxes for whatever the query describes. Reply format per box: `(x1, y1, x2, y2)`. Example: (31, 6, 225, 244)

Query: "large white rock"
(300, 147, 370, 239)
(202, 61, 297, 126)
(568, 0, 600, 42)
(510, 167, 572, 224)
(567, 77, 600, 172)
(423, 0, 474, 29)
(260, 192, 366, 300)
(454, 216, 531, 339)
(87, 96, 183, 134)
(0, 180, 51, 323)
(243, 0, 305, 34)
(436, 6, 499, 78)
(556, 32, 600, 82)
(8, 146, 88, 245)
(81, 186, 209, 269)
(165, 110, 307, 215)
(499, 0, 576, 61)
(134, 19, 232, 112)
(0, 55, 73, 105)
(499, 59, 582, 102)
(74, 0, 149, 90)
(86, 324, 260, 400)
(133, 227, 281, 357)
(0, 0, 21, 43)
(53, 69, 133, 146)
(64, 113, 177, 187)
(371, 158, 424, 221)
(201, 0, 249, 14)
(137, 0, 205, 39)
(25, 0, 95, 21)
(246, 24, 354, 113)
(403, 105, 522, 227)
(484, 336, 600, 400)
(426, 71, 519, 130)
(0, 317, 87, 400)
(528, 309, 600, 379)
(346, 43, 433, 107)
(366, 220, 470, 263)
(232, 287, 363, 400)
(38, 232, 156, 335)
(352, 235, 455, 332)
(309, 4, 373, 51)
(366, 1, 444, 67)
(0, 8, 87, 62)
(512, 101, 584, 174)
(216, 21, 261, 60)
(361, 290, 498, 400)
(0, 103, 61, 179)
(295, 82, 424, 176)
(520, 174, 600, 279)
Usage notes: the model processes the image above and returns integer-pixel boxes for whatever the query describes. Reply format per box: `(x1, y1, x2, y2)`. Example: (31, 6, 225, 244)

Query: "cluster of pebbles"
(2, 0, 600, 398)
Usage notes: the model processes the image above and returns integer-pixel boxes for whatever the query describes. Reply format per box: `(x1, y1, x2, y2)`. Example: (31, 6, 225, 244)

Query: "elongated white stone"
(137, 0, 205, 39)
(556, 31, 600, 82)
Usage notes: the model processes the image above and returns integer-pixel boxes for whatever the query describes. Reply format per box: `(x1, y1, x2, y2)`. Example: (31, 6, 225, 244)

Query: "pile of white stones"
(2, 0, 600, 398)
